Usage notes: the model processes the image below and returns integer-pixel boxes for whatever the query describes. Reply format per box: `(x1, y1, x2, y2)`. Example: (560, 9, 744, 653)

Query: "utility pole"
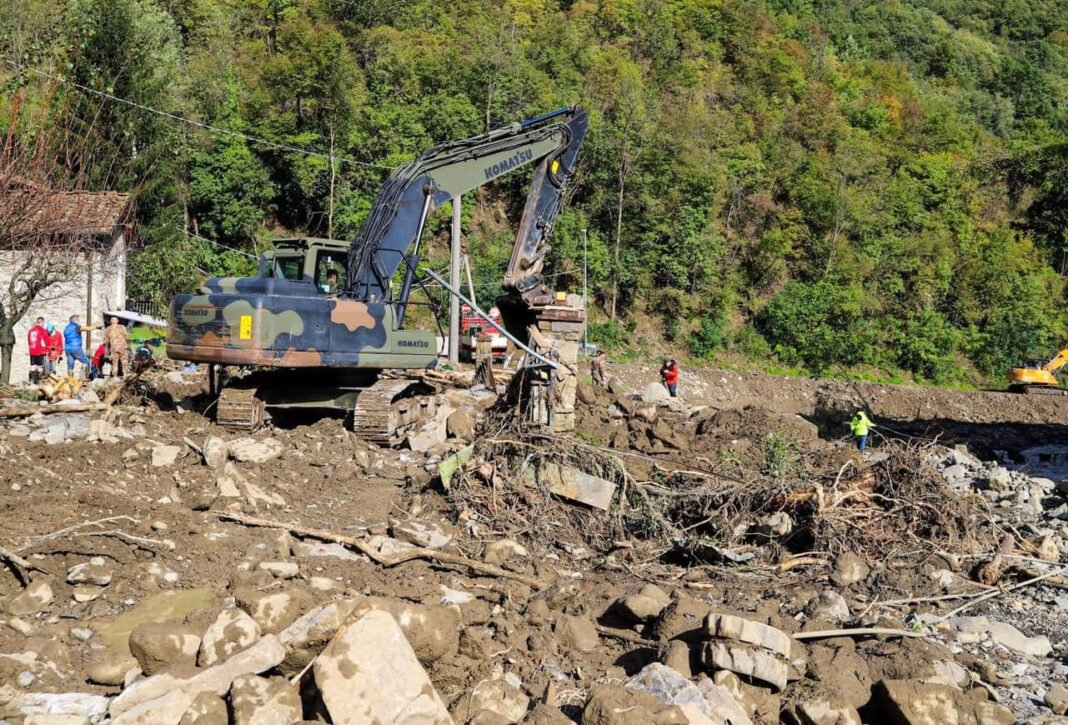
(582, 228, 588, 355)
(448, 195, 462, 363)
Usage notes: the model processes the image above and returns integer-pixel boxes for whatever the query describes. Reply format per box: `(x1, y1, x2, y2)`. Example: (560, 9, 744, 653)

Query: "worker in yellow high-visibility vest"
(850, 411, 875, 452)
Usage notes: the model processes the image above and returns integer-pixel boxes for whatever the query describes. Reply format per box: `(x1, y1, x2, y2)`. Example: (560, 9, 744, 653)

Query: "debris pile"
(0, 365, 1066, 723)
(446, 384, 998, 569)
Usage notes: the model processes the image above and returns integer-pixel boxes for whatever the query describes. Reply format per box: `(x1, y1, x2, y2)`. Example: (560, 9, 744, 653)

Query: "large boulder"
(151, 445, 183, 467)
(614, 584, 671, 623)
(872, 680, 1013, 725)
(201, 436, 227, 469)
(407, 407, 453, 453)
(641, 382, 671, 404)
(447, 409, 476, 440)
(389, 518, 451, 550)
(228, 437, 285, 463)
(1, 693, 110, 723)
(451, 679, 530, 723)
(988, 620, 1052, 658)
(278, 599, 361, 674)
(128, 622, 201, 676)
(198, 608, 262, 667)
(230, 674, 301, 725)
(7, 579, 55, 616)
(347, 597, 459, 663)
(805, 590, 850, 624)
(626, 663, 751, 725)
(234, 587, 314, 635)
(580, 685, 690, 725)
(553, 615, 599, 654)
(88, 652, 140, 686)
(110, 635, 285, 720)
(313, 610, 451, 725)
(66, 558, 112, 587)
(178, 692, 228, 725)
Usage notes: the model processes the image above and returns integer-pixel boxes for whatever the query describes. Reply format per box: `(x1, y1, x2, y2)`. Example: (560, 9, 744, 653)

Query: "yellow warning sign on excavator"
(239, 315, 252, 340)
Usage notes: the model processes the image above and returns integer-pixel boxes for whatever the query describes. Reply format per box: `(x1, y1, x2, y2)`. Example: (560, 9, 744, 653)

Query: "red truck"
(460, 304, 508, 363)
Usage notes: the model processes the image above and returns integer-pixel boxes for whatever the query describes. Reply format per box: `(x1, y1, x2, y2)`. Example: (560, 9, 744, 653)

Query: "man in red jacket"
(26, 317, 48, 383)
(659, 358, 679, 398)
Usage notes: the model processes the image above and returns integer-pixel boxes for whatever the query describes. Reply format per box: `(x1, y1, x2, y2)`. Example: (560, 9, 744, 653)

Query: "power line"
(172, 226, 260, 260)
(2, 58, 395, 170)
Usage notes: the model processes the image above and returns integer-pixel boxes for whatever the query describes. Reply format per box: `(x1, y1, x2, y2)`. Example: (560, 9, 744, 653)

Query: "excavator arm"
(346, 106, 588, 317)
(1043, 349, 1068, 373)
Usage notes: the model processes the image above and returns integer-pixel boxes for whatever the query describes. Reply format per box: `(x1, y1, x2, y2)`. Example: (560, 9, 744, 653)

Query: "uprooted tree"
(0, 80, 130, 384)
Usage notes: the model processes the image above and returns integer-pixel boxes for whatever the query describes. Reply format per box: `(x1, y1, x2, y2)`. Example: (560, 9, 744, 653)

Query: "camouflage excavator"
(167, 106, 588, 443)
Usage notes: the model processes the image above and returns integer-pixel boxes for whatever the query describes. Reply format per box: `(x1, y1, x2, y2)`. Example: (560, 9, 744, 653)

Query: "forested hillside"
(2, 0, 1066, 384)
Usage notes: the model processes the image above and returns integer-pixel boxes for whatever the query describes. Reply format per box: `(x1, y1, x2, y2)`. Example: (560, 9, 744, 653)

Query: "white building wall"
(2, 234, 126, 383)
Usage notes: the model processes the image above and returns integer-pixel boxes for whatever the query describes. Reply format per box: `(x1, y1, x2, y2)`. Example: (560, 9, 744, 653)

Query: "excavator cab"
(260, 238, 349, 293)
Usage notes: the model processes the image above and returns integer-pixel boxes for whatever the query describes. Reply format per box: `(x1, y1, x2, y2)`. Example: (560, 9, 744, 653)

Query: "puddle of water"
(92, 588, 215, 654)
(1001, 444, 1068, 481)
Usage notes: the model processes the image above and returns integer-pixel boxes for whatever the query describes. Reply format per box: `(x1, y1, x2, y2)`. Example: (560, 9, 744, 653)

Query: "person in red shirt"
(26, 317, 48, 382)
(90, 344, 108, 380)
(659, 358, 679, 398)
(45, 324, 64, 375)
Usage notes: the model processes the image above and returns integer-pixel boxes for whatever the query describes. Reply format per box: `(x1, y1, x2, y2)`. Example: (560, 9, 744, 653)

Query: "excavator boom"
(347, 106, 588, 309)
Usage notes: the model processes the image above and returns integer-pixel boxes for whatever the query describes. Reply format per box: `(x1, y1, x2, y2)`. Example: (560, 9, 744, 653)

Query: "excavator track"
(352, 379, 437, 445)
(216, 387, 266, 431)
(1022, 385, 1068, 396)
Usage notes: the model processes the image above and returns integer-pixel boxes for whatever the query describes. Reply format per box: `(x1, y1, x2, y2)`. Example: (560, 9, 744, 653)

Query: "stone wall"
(1, 235, 126, 383)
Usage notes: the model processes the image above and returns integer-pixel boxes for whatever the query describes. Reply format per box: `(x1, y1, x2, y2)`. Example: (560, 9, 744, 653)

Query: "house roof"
(1, 182, 133, 240)
(23, 190, 133, 237)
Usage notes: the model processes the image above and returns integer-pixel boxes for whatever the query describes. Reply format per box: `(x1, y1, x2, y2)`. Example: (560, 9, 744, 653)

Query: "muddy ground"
(0, 364, 1066, 724)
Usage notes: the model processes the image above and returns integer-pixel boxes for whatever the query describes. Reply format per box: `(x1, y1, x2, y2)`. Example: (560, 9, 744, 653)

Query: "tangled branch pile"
(446, 402, 999, 566)
(656, 439, 998, 560)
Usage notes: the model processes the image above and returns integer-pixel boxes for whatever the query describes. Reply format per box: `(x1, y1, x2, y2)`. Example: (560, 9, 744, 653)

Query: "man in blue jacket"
(63, 314, 97, 377)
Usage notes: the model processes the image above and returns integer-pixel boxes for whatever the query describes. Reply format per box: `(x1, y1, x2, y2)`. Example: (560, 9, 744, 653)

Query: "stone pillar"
(530, 293, 585, 433)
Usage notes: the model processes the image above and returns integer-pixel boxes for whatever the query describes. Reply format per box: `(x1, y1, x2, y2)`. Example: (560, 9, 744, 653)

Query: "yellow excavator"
(1006, 348, 1068, 394)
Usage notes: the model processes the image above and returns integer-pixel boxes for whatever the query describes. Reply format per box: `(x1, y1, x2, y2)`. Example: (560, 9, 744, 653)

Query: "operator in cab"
(321, 270, 340, 294)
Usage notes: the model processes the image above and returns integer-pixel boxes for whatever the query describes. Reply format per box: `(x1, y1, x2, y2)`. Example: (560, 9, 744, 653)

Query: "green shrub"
(761, 433, 801, 478)
(690, 310, 729, 359)
(761, 280, 875, 373)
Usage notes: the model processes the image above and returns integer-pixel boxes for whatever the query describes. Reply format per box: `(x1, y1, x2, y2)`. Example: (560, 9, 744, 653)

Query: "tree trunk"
(0, 340, 13, 385)
(611, 157, 626, 321)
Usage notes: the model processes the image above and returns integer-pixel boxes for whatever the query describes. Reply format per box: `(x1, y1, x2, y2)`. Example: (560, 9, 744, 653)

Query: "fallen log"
(103, 364, 153, 406)
(216, 511, 544, 589)
(0, 403, 107, 418)
(594, 624, 655, 646)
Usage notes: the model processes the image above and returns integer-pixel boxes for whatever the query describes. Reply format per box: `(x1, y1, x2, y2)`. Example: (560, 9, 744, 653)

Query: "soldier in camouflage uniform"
(104, 317, 130, 378)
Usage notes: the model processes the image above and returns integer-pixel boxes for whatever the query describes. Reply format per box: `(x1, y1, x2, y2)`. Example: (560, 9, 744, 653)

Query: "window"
(270, 255, 303, 280)
(315, 251, 347, 294)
